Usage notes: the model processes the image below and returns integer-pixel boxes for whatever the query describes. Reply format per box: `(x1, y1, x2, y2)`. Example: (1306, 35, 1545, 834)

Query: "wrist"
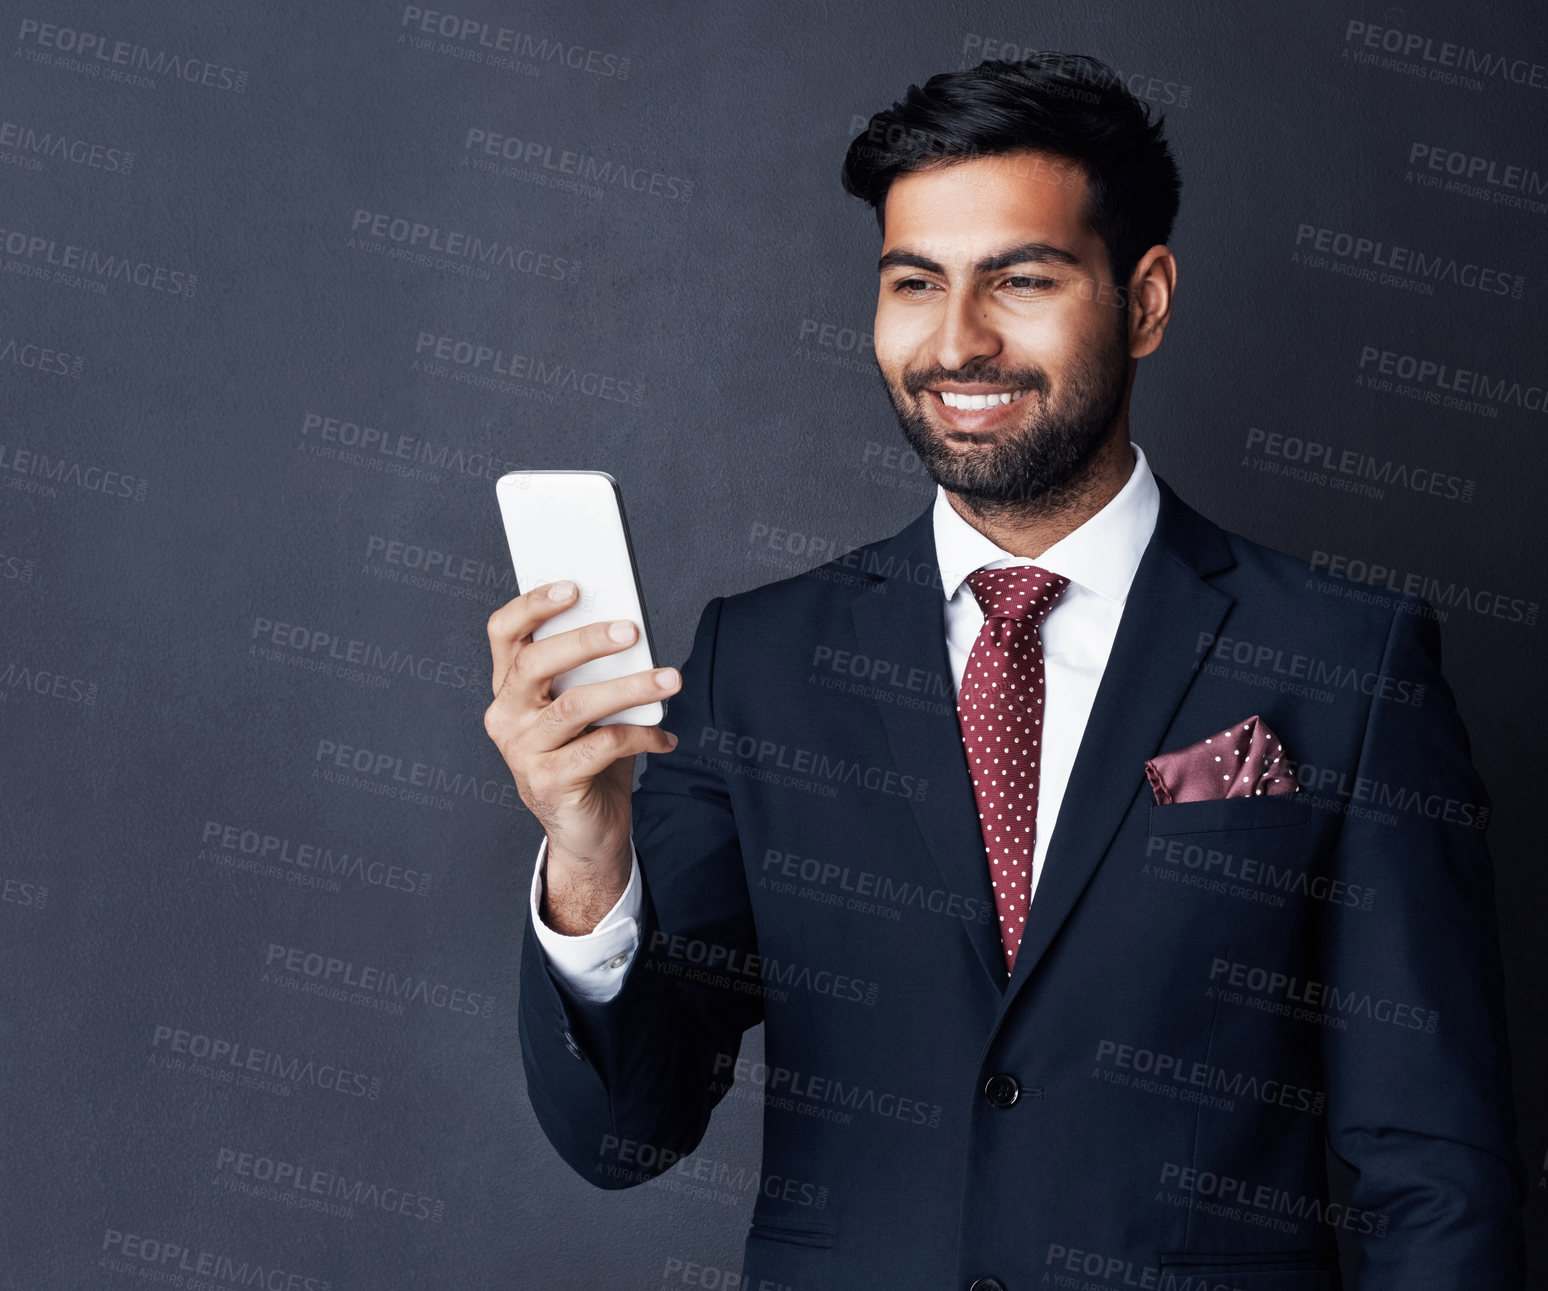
(542, 845, 630, 935)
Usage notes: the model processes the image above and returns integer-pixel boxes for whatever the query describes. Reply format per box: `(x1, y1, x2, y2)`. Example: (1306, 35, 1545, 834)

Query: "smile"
(931, 389, 1030, 410)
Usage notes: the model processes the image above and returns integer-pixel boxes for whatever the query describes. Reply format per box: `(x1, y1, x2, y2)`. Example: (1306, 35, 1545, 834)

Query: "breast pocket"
(743, 1215, 835, 1291)
(1157, 1248, 1340, 1290)
(746, 1213, 836, 1247)
(1149, 794, 1310, 837)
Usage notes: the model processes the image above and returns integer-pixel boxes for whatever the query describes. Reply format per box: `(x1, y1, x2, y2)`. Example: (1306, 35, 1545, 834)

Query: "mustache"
(902, 366, 1049, 396)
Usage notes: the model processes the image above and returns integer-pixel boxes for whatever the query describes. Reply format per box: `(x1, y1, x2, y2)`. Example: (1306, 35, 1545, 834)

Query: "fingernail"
(666, 732, 679, 747)
(608, 619, 635, 642)
(548, 580, 574, 600)
(655, 667, 678, 689)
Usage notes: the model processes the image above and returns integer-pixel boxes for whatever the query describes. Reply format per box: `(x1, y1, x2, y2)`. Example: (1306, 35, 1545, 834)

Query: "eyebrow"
(877, 239, 1082, 277)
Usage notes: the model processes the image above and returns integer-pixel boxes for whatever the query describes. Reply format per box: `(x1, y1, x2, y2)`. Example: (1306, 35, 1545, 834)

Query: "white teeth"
(938, 389, 1027, 410)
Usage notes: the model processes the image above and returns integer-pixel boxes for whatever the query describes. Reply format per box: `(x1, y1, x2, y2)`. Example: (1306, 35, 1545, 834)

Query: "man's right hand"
(484, 580, 682, 935)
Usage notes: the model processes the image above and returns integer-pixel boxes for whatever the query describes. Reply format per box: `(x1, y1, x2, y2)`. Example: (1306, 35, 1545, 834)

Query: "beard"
(879, 318, 1130, 520)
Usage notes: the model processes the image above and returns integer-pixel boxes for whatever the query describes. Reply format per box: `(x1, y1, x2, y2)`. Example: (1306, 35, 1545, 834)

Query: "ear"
(1126, 246, 1177, 359)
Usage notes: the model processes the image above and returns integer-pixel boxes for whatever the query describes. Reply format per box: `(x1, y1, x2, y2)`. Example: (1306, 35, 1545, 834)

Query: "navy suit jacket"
(519, 472, 1525, 1290)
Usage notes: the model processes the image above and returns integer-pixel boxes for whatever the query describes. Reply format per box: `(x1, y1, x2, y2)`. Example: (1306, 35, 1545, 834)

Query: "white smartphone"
(495, 469, 664, 727)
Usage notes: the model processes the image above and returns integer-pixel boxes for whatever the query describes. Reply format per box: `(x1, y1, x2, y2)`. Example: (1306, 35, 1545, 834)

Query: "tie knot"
(965, 564, 1070, 627)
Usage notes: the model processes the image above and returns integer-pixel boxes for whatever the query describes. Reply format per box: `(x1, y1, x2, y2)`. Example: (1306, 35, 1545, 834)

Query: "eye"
(1004, 275, 1056, 292)
(891, 276, 937, 296)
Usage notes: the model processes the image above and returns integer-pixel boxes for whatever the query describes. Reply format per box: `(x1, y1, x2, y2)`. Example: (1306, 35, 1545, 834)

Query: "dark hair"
(841, 53, 1181, 291)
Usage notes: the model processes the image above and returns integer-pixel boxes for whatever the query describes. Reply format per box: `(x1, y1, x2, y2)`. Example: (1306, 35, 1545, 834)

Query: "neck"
(946, 430, 1137, 559)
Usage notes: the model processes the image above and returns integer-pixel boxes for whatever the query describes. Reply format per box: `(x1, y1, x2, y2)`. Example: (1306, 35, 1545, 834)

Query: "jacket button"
(983, 1073, 1020, 1109)
(969, 1279, 1007, 1291)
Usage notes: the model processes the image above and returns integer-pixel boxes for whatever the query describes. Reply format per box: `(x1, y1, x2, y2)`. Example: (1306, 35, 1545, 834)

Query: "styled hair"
(841, 53, 1182, 290)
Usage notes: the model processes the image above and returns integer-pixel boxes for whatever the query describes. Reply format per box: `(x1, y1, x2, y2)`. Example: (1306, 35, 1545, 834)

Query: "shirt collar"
(932, 440, 1160, 607)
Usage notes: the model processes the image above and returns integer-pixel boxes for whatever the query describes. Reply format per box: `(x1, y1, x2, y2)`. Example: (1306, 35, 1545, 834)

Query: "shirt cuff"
(528, 834, 642, 1003)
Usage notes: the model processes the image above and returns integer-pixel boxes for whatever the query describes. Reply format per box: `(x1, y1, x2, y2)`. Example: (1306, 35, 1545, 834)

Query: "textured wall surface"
(1, 2, 1543, 1286)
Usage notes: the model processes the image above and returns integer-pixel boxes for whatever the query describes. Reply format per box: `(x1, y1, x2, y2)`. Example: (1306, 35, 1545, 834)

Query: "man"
(485, 54, 1525, 1290)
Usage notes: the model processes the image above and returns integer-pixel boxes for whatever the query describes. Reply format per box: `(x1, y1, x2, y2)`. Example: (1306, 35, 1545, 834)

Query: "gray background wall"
(2, 1, 1544, 1287)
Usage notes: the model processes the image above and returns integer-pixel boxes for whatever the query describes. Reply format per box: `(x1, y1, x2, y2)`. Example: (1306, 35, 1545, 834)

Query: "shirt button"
(983, 1073, 1020, 1109)
(605, 953, 629, 970)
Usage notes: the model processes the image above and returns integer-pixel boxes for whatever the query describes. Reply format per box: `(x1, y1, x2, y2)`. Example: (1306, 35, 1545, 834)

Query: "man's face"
(872, 148, 1133, 512)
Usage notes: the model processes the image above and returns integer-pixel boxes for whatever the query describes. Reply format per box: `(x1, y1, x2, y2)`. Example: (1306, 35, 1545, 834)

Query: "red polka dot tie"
(957, 565, 1071, 975)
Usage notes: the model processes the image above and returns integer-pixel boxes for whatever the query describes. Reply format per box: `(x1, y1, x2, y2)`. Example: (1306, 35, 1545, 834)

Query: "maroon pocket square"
(1145, 714, 1299, 805)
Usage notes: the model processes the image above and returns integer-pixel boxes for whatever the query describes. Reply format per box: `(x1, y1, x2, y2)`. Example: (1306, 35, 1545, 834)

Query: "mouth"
(932, 387, 1030, 409)
(923, 385, 1033, 431)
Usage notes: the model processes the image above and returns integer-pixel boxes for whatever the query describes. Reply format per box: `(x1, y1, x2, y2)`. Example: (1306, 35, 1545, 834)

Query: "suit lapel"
(847, 472, 1237, 1003)
(997, 475, 1236, 1016)
(849, 507, 1011, 993)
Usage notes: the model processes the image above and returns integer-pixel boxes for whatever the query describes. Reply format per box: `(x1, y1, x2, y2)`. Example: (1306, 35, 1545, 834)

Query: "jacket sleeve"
(517, 593, 764, 1188)
(1318, 601, 1526, 1287)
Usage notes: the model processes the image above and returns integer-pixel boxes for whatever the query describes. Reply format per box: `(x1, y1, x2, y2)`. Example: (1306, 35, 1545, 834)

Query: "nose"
(932, 288, 1002, 375)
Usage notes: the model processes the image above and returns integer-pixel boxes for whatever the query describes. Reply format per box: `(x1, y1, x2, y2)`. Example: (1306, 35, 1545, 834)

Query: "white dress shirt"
(529, 441, 1161, 1001)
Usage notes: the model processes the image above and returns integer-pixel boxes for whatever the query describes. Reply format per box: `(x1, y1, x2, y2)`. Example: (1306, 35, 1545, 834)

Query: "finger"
(556, 718, 680, 783)
(488, 580, 577, 698)
(511, 616, 653, 706)
(530, 665, 682, 753)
